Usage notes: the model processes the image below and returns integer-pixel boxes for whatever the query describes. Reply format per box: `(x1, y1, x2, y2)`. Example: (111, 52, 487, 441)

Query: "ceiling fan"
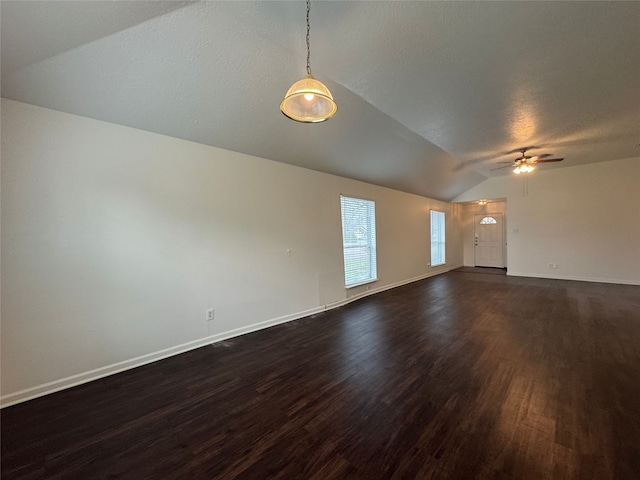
(492, 148, 564, 174)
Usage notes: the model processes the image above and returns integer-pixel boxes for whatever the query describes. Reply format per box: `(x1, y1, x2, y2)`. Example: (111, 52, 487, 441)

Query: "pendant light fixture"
(280, 0, 337, 123)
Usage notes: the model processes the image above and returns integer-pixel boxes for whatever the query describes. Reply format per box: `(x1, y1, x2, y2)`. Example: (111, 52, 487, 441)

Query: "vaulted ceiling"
(2, 1, 639, 201)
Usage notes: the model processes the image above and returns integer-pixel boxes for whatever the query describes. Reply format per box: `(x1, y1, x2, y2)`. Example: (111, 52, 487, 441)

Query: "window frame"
(340, 195, 378, 288)
(430, 209, 446, 267)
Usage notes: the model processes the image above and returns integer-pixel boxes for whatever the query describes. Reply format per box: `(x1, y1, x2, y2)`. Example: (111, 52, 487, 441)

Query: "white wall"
(454, 158, 640, 284)
(1, 99, 462, 405)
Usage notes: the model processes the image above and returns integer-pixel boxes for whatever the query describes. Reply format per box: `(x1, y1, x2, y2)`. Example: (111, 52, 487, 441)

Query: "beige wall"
(1, 99, 462, 405)
(455, 158, 640, 284)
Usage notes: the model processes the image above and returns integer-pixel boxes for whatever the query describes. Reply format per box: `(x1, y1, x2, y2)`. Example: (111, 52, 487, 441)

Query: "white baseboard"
(0, 307, 324, 409)
(326, 264, 463, 310)
(1, 266, 461, 408)
(507, 271, 640, 286)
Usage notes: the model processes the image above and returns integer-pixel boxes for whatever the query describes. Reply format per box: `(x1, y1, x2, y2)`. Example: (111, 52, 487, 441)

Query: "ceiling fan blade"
(491, 165, 515, 171)
(534, 158, 564, 163)
(530, 153, 553, 160)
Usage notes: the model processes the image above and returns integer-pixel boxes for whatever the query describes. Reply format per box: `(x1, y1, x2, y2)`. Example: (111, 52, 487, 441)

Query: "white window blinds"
(430, 210, 446, 266)
(340, 196, 377, 287)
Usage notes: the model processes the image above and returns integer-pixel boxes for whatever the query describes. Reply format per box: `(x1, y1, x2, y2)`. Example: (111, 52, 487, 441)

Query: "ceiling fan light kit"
(281, 0, 337, 123)
(514, 164, 534, 174)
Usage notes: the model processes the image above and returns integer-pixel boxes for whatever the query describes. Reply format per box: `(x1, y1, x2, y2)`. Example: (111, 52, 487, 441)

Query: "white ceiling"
(2, 1, 639, 201)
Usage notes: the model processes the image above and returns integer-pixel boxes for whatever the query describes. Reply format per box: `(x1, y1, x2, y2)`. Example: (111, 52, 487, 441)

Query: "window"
(430, 210, 445, 266)
(480, 216, 497, 225)
(340, 196, 377, 287)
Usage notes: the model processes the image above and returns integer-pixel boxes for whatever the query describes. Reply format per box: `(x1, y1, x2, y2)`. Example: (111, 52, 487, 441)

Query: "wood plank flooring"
(2, 271, 640, 479)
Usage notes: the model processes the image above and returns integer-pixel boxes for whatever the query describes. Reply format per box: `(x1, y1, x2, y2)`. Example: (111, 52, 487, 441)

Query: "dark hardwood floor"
(2, 272, 640, 479)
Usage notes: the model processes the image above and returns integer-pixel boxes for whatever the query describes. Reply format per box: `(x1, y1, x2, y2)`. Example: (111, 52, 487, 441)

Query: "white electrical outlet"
(548, 263, 558, 269)
(206, 308, 214, 321)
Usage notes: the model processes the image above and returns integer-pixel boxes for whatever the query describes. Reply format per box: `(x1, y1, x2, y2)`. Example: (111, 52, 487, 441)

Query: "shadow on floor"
(453, 266, 507, 275)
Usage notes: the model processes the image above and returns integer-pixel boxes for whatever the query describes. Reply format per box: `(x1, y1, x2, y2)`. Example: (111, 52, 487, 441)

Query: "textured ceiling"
(2, 1, 639, 201)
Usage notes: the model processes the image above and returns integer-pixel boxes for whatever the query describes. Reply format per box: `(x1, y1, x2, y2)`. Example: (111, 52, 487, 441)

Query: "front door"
(474, 213, 504, 268)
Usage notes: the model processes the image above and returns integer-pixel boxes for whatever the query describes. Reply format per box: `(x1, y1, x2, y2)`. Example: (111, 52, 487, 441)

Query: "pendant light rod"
(306, 0, 311, 75)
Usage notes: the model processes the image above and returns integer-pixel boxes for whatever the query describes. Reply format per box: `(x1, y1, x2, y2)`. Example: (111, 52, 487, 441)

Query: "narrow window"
(430, 210, 446, 266)
(341, 196, 377, 287)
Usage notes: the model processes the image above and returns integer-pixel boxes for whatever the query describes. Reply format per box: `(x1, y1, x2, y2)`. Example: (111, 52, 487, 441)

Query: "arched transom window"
(480, 216, 497, 225)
